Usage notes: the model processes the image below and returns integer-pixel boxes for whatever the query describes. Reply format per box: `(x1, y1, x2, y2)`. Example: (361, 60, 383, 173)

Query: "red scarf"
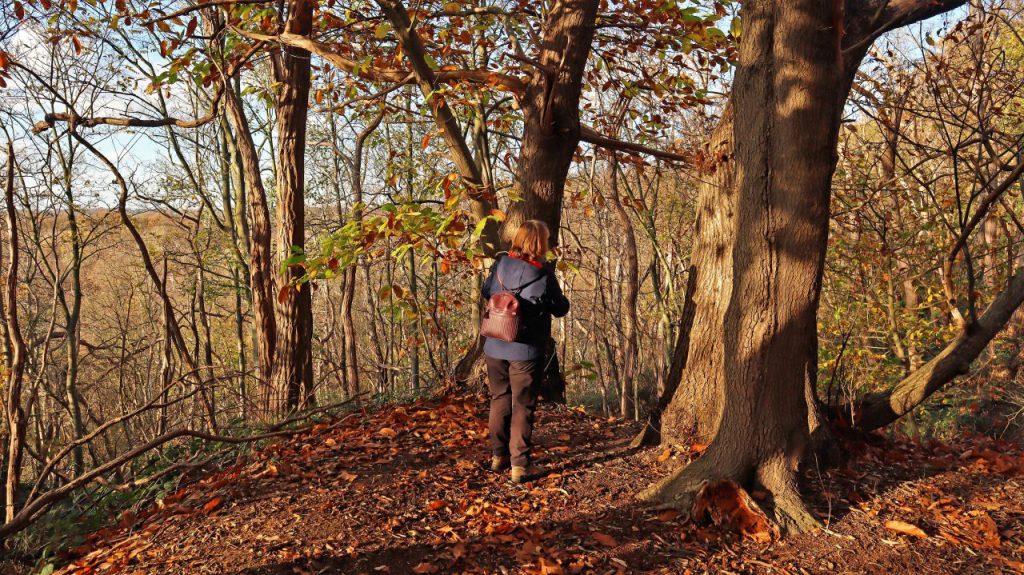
(508, 253, 543, 268)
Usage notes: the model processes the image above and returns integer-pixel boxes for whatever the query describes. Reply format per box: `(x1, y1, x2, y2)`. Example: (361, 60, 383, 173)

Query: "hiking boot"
(510, 464, 546, 484)
(490, 455, 511, 472)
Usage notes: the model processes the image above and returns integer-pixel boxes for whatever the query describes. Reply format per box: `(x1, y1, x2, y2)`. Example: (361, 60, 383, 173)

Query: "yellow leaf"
(885, 520, 927, 539)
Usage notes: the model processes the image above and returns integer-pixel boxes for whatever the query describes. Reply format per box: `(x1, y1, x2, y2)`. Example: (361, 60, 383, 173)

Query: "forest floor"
(39, 393, 1024, 575)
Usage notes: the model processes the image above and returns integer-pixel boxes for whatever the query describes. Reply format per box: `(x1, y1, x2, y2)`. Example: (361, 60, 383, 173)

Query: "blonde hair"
(510, 220, 550, 262)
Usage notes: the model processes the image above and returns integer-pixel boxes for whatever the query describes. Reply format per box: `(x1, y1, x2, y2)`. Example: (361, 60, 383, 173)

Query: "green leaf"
(374, 22, 391, 39)
(730, 16, 742, 38)
(423, 54, 440, 70)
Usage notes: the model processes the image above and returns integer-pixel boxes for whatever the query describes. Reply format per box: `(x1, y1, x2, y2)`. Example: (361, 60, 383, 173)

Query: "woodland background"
(0, 0, 1023, 572)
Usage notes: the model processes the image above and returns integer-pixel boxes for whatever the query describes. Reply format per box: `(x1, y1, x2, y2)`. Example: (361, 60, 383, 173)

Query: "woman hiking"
(481, 220, 570, 483)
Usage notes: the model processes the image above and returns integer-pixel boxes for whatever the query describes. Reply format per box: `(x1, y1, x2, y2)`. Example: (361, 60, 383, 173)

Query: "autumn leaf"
(591, 532, 618, 547)
(657, 448, 672, 462)
(278, 285, 291, 303)
(421, 133, 431, 149)
(378, 427, 398, 439)
(202, 497, 223, 514)
(885, 519, 927, 539)
(412, 561, 438, 573)
(538, 557, 564, 575)
(657, 509, 681, 522)
(426, 500, 446, 511)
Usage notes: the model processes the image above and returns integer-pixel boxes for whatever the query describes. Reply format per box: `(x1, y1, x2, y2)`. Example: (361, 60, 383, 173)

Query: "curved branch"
(580, 125, 691, 163)
(31, 87, 223, 134)
(229, 28, 526, 93)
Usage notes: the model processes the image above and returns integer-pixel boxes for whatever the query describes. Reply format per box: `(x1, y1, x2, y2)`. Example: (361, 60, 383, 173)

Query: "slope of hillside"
(48, 394, 1024, 575)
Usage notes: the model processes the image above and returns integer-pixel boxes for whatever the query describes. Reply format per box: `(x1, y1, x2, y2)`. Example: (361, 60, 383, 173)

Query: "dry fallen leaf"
(378, 427, 398, 439)
(412, 561, 438, 573)
(657, 448, 672, 463)
(885, 519, 927, 538)
(202, 497, 222, 514)
(657, 509, 681, 522)
(591, 532, 618, 547)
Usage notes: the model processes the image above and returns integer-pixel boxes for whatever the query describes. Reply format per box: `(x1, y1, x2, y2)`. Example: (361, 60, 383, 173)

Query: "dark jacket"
(482, 254, 570, 361)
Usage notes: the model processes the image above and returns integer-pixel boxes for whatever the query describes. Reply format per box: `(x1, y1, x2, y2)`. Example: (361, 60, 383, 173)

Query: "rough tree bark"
(221, 79, 278, 408)
(647, 0, 969, 532)
(502, 0, 599, 246)
(639, 1, 843, 533)
(270, 0, 315, 413)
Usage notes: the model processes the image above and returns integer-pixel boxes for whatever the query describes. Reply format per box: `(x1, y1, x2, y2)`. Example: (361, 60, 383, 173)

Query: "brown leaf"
(426, 500, 446, 511)
(591, 532, 618, 547)
(885, 520, 927, 539)
(657, 448, 672, 463)
(378, 427, 398, 439)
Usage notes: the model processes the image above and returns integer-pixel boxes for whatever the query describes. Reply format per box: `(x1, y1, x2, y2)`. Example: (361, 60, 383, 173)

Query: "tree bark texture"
(270, 0, 315, 413)
(503, 0, 599, 247)
(222, 81, 277, 404)
(642, 0, 844, 533)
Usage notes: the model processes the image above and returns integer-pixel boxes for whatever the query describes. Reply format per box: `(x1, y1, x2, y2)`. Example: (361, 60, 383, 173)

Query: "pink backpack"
(480, 272, 545, 343)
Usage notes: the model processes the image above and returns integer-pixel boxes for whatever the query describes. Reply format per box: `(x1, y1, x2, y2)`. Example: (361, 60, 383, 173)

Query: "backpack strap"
(497, 265, 547, 294)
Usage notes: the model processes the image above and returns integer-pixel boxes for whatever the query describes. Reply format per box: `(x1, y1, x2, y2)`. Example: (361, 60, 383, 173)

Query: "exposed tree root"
(629, 416, 661, 448)
(638, 451, 822, 536)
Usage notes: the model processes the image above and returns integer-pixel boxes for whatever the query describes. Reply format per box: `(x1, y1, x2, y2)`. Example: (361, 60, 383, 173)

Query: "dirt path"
(52, 394, 1024, 574)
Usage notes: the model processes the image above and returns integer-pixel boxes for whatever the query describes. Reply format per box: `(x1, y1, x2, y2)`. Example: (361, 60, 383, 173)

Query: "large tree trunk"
(647, 0, 969, 532)
(502, 0, 599, 246)
(657, 109, 736, 445)
(270, 0, 315, 413)
(641, 0, 844, 533)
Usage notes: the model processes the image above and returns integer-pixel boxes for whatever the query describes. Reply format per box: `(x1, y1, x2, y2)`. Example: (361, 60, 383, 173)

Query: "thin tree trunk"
(269, 0, 315, 413)
(608, 157, 639, 419)
(222, 79, 277, 409)
(340, 110, 384, 399)
(3, 142, 27, 525)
